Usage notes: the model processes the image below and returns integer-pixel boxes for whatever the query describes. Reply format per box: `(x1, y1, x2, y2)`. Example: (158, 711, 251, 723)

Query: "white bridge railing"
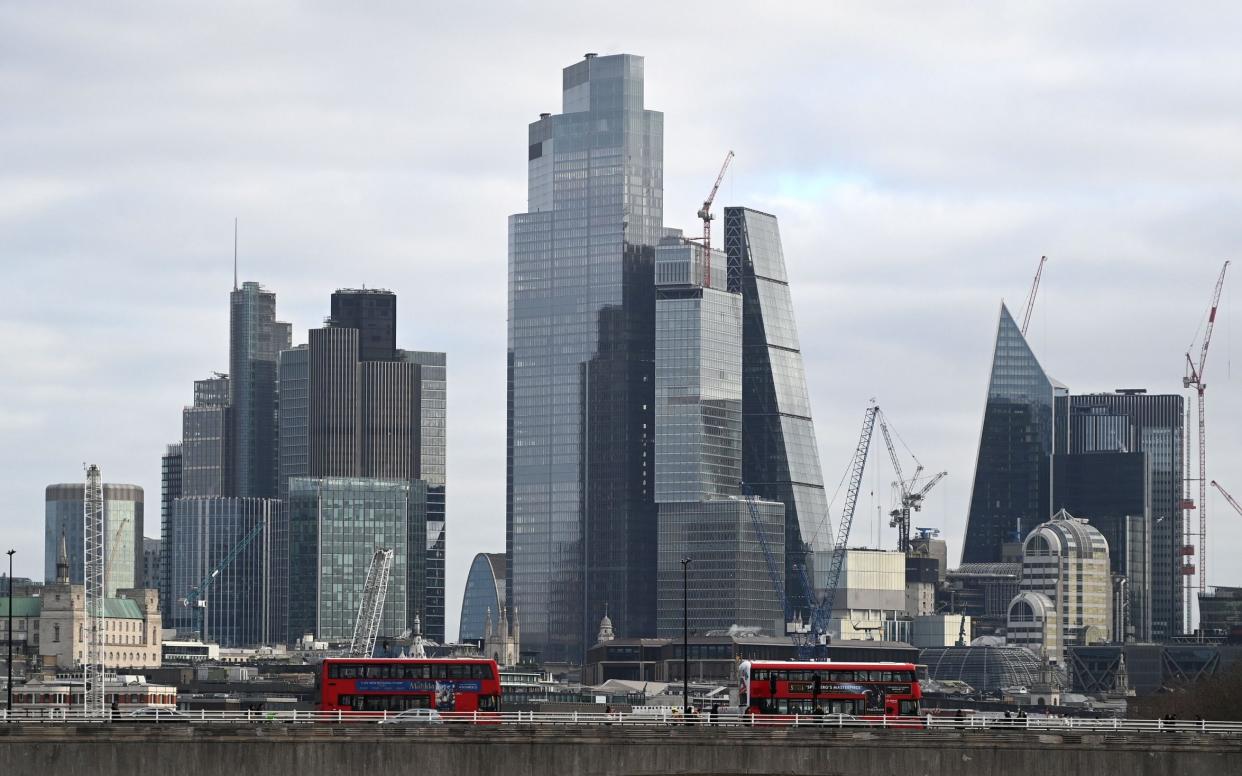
(2, 708, 1242, 734)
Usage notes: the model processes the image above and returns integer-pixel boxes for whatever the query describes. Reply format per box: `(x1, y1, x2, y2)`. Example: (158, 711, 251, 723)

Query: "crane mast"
(696, 150, 734, 288)
(349, 548, 395, 658)
(818, 403, 880, 631)
(878, 410, 946, 553)
(1183, 260, 1229, 617)
(82, 464, 106, 718)
(1020, 256, 1048, 336)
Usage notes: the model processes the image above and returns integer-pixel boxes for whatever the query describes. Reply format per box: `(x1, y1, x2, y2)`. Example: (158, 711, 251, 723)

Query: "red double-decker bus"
(320, 658, 501, 714)
(738, 660, 921, 718)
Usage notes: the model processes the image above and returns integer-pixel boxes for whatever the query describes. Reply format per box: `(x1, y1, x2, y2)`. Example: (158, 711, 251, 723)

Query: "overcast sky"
(3, 2, 1241, 638)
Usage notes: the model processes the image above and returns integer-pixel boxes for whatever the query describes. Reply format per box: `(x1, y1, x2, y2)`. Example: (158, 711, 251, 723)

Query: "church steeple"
(56, 530, 69, 584)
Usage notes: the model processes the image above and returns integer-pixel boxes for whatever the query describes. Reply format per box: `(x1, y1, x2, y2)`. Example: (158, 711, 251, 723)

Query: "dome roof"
(1023, 509, 1109, 559)
(920, 645, 1064, 694)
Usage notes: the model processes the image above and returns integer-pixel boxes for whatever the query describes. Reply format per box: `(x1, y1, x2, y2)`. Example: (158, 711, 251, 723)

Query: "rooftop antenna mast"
(233, 218, 238, 291)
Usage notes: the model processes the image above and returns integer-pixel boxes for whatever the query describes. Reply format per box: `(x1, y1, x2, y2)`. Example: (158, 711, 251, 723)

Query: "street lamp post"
(6, 549, 14, 718)
(680, 556, 692, 715)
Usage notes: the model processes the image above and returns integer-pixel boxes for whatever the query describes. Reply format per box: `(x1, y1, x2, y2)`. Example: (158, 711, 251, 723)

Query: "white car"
(378, 708, 443, 725)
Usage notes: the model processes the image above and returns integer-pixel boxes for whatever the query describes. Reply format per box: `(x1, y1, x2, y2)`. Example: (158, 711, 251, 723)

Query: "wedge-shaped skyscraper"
(962, 303, 1057, 564)
(723, 207, 829, 620)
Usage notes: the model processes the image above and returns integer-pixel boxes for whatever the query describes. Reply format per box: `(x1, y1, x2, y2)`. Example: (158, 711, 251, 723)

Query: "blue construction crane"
(180, 521, 266, 643)
(742, 402, 880, 657)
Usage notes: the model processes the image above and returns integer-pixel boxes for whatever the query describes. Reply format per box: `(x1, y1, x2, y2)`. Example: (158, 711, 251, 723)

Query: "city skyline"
(4, 5, 1242, 643)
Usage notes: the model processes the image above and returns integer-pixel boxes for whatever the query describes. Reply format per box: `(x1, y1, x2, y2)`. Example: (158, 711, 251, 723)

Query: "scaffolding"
(82, 464, 106, 717)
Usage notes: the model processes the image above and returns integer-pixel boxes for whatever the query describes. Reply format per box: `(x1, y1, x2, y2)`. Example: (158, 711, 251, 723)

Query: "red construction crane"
(696, 150, 734, 288)
(1183, 260, 1230, 600)
(1211, 481, 1242, 520)
(1020, 256, 1047, 336)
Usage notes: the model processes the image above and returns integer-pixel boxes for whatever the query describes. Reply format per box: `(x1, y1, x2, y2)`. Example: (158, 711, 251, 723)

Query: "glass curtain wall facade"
(962, 303, 1056, 564)
(459, 553, 506, 642)
(1052, 452, 1152, 641)
(285, 477, 427, 643)
(182, 375, 232, 496)
(404, 349, 448, 644)
(277, 345, 309, 501)
(168, 496, 281, 646)
(507, 53, 663, 662)
(722, 207, 828, 620)
(160, 443, 183, 620)
(230, 281, 291, 499)
(45, 483, 144, 597)
(1055, 392, 1185, 638)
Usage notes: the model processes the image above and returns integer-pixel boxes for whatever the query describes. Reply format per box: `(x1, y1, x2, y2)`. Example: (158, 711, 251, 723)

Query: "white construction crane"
(696, 150, 734, 287)
(348, 548, 395, 658)
(878, 410, 947, 554)
(82, 464, 106, 717)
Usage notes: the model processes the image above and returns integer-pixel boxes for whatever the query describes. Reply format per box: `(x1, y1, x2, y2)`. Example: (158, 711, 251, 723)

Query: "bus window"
(752, 670, 768, 682)
(478, 695, 499, 711)
(449, 664, 470, 679)
(430, 664, 448, 679)
(471, 663, 493, 679)
(899, 700, 919, 716)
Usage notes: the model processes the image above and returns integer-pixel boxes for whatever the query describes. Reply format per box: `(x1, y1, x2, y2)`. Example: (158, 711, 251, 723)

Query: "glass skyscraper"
(507, 53, 663, 662)
(285, 477, 427, 643)
(230, 281, 291, 499)
(277, 290, 447, 643)
(459, 552, 506, 643)
(1056, 391, 1185, 638)
(168, 496, 280, 647)
(653, 237, 784, 638)
(723, 206, 829, 619)
(962, 302, 1057, 564)
(182, 375, 231, 496)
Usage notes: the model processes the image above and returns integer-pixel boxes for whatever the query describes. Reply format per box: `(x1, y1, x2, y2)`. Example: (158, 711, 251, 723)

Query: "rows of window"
(328, 662, 496, 680)
(751, 669, 916, 683)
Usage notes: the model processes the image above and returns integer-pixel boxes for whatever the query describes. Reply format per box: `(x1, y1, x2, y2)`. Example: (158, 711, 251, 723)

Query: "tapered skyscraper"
(962, 303, 1057, 564)
(230, 281, 291, 499)
(507, 53, 662, 662)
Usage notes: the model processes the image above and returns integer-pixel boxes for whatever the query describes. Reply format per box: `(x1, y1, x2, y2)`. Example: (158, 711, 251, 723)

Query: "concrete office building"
(44, 480, 144, 597)
(829, 549, 910, 642)
(507, 53, 663, 662)
(724, 206, 830, 623)
(1017, 510, 1112, 662)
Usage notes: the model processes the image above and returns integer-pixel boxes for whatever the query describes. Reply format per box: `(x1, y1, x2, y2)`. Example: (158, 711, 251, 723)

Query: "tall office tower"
(403, 349, 447, 644)
(44, 482, 144, 596)
(1055, 391, 1185, 639)
(230, 281, 292, 499)
(168, 496, 281, 646)
(507, 53, 663, 662)
(330, 288, 397, 362)
(285, 477, 427, 643)
(182, 375, 232, 496)
(962, 303, 1058, 565)
(277, 290, 447, 641)
(652, 237, 785, 638)
(159, 443, 182, 620)
(459, 553, 506, 643)
(723, 206, 829, 621)
(1052, 452, 1151, 641)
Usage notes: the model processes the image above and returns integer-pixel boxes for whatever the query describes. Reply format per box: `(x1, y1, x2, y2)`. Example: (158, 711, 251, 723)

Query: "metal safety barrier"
(2, 708, 1242, 734)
